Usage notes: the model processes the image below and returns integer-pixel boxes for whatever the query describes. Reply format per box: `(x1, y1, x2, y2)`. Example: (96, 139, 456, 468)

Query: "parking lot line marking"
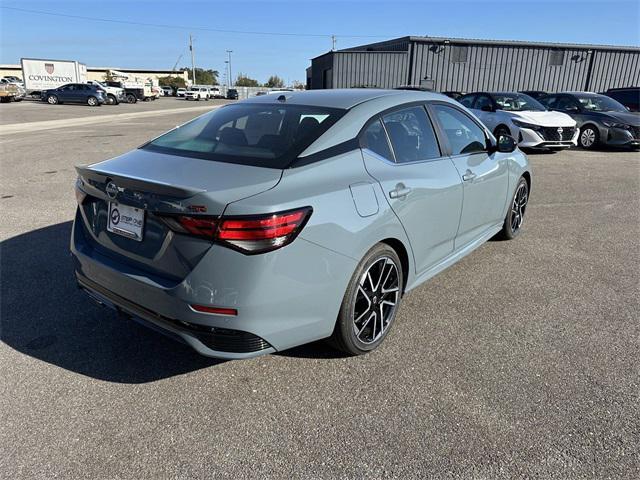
(0, 105, 218, 136)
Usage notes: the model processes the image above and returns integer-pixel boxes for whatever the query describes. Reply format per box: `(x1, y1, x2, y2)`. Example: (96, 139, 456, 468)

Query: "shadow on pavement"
(0, 222, 222, 383)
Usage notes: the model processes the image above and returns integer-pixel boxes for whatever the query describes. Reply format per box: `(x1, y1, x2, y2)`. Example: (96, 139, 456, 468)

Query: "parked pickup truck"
(87, 80, 125, 105)
(0, 79, 26, 103)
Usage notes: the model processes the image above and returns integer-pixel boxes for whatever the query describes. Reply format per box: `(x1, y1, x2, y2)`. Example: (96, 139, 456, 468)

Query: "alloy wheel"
(510, 182, 528, 232)
(353, 256, 400, 344)
(47, 95, 57, 105)
(88, 97, 97, 106)
(580, 128, 596, 148)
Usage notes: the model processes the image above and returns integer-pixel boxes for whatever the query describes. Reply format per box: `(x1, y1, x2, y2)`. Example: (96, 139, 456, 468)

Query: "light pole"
(189, 34, 196, 85)
(226, 50, 233, 87)
(224, 61, 229, 89)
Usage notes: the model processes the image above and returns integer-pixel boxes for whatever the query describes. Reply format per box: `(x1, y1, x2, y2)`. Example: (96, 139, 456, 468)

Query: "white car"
(459, 92, 579, 149)
(86, 80, 126, 105)
(185, 86, 209, 101)
(161, 86, 173, 96)
(176, 88, 186, 97)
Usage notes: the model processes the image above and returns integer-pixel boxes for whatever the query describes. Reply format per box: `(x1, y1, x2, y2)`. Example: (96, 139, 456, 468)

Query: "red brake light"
(176, 216, 218, 238)
(190, 304, 237, 316)
(161, 207, 312, 254)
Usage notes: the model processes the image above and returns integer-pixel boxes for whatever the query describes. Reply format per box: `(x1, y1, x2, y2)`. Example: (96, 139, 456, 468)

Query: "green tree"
(158, 76, 186, 89)
(265, 75, 285, 88)
(235, 73, 259, 87)
(182, 67, 219, 85)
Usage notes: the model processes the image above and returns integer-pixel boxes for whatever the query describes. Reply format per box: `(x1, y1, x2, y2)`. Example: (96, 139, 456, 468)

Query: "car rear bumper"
(70, 211, 357, 358)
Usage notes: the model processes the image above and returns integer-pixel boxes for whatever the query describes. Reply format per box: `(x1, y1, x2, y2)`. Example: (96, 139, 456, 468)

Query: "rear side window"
(361, 119, 393, 160)
(432, 104, 487, 155)
(382, 106, 441, 163)
(143, 104, 345, 169)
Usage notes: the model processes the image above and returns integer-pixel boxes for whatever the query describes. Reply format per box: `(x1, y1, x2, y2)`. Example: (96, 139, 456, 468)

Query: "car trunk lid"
(75, 148, 282, 281)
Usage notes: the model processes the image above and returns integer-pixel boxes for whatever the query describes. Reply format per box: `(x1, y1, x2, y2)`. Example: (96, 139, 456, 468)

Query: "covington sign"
(28, 74, 74, 82)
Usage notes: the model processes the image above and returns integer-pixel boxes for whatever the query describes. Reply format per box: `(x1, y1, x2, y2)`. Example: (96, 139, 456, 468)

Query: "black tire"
(126, 93, 137, 104)
(494, 125, 511, 138)
(499, 176, 529, 240)
(87, 96, 99, 106)
(330, 243, 404, 355)
(106, 94, 115, 105)
(47, 94, 59, 105)
(579, 125, 599, 149)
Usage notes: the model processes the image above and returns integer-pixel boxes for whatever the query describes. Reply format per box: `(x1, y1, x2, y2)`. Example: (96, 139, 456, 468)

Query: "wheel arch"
(379, 237, 410, 295)
(522, 170, 532, 193)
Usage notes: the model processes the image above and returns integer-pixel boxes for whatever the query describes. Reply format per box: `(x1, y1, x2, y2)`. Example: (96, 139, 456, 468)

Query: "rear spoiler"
(75, 165, 206, 199)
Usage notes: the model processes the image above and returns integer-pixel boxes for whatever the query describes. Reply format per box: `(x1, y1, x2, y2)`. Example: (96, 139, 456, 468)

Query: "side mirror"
(481, 105, 493, 112)
(497, 134, 517, 153)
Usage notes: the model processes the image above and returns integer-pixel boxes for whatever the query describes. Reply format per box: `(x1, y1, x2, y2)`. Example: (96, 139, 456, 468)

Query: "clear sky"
(1, 0, 638, 85)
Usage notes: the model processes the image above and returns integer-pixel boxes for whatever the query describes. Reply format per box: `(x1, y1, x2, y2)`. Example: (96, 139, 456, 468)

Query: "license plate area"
(107, 202, 145, 241)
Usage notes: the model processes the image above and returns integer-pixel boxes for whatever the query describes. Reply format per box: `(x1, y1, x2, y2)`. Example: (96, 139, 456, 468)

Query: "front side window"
(382, 106, 441, 163)
(539, 96, 556, 108)
(555, 96, 578, 111)
(143, 103, 345, 169)
(474, 95, 493, 111)
(432, 104, 487, 156)
(458, 94, 476, 108)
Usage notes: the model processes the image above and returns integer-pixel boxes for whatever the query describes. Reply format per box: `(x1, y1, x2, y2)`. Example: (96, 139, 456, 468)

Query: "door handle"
(389, 186, 412, 199)
(462, 170, 477, 182)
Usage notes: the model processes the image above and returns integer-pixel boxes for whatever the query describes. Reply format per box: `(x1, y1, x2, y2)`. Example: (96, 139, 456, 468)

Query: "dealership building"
(0, 64, 189, 84)
(307, 36, 640, 92)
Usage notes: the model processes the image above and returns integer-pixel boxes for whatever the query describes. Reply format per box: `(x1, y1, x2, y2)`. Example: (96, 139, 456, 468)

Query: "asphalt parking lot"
(1, 100, 638, 479)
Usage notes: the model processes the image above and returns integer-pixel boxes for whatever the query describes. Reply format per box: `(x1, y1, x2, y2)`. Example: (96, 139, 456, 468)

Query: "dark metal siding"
(311, 38, 639, 93)
(331, 52, 408, 88)
(310, 53, 334, 90)
(407, 41, 619, 91)
(589, 50, 640, 90)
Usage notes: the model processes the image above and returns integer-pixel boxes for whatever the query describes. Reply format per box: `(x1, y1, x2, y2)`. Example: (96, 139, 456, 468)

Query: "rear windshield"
(142, 103, 345, 168)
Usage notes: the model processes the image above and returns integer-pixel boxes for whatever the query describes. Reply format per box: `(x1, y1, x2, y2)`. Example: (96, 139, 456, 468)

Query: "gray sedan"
(71, 89, 531, 358)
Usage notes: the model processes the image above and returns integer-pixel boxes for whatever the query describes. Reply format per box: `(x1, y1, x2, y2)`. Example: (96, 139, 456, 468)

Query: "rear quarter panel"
(223, 150, 415, 283)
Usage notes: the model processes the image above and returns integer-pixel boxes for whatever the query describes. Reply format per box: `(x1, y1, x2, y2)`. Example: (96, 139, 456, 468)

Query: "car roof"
(240, 88, 445, 110)
(561, 91, 602, 96)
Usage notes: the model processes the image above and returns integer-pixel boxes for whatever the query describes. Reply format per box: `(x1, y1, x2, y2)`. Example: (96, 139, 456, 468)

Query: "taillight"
(161, 207, 312, 254)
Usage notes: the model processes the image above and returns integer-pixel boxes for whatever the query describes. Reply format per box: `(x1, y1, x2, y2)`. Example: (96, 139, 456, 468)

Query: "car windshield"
(574, 94, 627, 112)
(142, 103, 346, 169)
(494, 93, 546, 112)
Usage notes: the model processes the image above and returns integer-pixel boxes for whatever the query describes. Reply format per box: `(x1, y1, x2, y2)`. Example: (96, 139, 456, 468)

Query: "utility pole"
(226, 50, 233, 87)
(189, 34, 196, 85)
(331, 35, 336, 51)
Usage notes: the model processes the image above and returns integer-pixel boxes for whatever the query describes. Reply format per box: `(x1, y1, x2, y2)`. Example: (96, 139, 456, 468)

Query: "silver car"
(71, 89, 531, 359)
